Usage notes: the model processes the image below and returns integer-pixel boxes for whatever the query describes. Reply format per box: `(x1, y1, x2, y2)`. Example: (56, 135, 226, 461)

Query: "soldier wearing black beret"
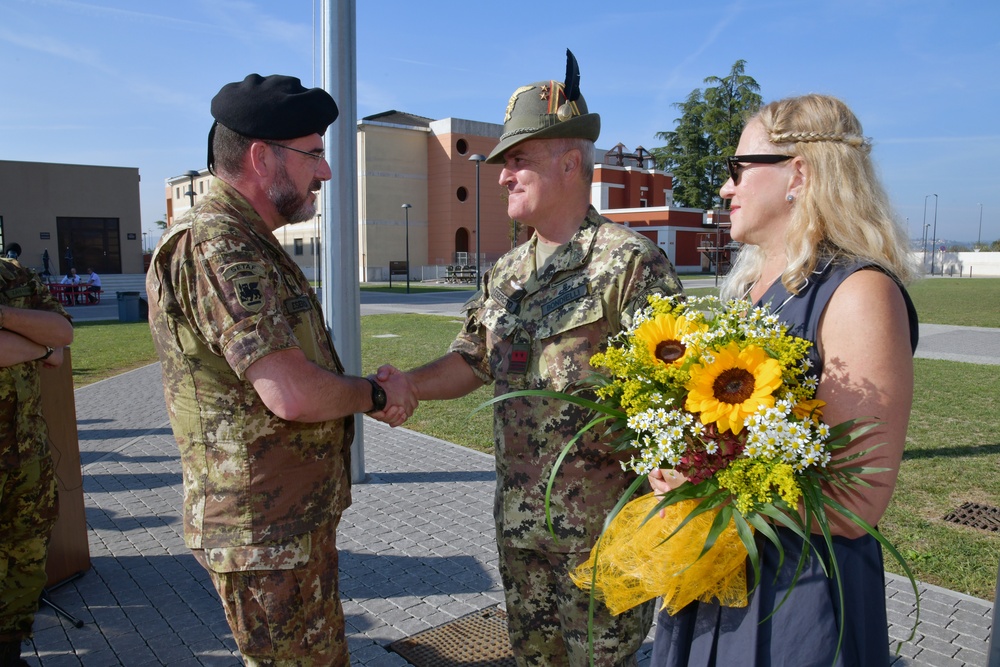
(147, 74, 416, 665)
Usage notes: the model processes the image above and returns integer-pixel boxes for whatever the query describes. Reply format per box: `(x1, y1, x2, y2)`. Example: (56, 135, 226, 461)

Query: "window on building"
(176, 187, 181, 199)
(457, 186, 468, 202)
(640, 199, 648, 207)
(199, 181, 204, 193)
(456, 138, 468, 155)
(293, 238, 304, 255)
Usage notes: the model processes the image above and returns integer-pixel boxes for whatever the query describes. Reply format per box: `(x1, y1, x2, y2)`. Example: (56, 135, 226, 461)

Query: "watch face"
(370, 379, 387, 412)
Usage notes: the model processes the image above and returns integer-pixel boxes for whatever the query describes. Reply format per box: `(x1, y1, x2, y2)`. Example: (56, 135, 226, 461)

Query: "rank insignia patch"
(509, 343, 530, 375)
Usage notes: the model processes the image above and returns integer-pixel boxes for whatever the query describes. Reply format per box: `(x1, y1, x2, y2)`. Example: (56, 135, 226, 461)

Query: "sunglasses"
(725, 154, 793, 184)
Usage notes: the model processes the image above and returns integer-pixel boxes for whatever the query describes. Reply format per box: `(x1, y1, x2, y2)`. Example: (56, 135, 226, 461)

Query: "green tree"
(990, 239, 1000, 252)
(652, 90, 712, 209)
(652, 60, 762, 210)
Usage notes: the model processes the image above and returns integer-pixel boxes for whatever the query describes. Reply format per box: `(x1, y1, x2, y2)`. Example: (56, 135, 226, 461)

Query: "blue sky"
(1, 0, 997, 248)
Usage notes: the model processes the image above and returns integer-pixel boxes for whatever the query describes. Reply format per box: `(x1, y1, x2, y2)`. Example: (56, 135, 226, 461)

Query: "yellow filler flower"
(685, 342, 783, 433)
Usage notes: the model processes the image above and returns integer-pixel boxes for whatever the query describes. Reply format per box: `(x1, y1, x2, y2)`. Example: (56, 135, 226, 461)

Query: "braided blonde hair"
(722, 94, 916, 300)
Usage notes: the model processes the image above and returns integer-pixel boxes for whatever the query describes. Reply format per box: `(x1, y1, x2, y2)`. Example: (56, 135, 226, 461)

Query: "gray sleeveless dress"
(650, 259, 918, 667)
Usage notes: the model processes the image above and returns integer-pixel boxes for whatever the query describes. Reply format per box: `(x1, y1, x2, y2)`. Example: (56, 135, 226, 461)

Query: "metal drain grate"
(387, 606, 516, 666)
(943, 501, 1000, 532)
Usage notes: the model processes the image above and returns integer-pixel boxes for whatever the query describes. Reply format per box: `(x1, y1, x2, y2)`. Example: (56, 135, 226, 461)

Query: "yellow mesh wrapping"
(570, 493, 751, 615)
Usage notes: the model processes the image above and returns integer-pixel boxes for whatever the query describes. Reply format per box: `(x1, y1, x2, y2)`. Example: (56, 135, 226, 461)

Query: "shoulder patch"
(221, 262, 267, 280)
(233, 275, 264, 312)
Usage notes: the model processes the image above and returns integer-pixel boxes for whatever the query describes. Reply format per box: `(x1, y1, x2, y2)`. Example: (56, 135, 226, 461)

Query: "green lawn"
(67, 277, 1000, 599)
(70, 321, 158, 388)
(880, 358, 1000, 599)
(906, 277, 1000, 327)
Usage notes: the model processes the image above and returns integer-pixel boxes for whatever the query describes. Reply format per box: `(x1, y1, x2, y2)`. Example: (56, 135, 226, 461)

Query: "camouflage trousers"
(497, 541, 654, 666)
(0, 455, 58, 642)
(195, 518, 347, 666)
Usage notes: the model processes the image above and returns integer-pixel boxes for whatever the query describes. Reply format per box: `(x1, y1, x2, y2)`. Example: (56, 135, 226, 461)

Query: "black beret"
(206, 74, 338, 173)
(211, 73, 338, 139)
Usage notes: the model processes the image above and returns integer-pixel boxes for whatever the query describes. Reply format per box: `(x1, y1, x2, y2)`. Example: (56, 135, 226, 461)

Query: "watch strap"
(365, 377, 387, 414)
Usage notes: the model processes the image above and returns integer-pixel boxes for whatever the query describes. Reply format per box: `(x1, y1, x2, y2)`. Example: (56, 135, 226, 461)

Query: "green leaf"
(732, 511, 762, 591)
(820, 495, 921, 649)
(474, 388, 623, 419)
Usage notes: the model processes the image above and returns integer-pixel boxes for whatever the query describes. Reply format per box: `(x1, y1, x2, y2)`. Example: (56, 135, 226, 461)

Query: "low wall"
(914, 251, 1000, 277)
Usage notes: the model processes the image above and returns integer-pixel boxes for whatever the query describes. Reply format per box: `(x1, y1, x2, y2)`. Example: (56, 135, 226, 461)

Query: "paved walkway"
(27, 283, 996, 666)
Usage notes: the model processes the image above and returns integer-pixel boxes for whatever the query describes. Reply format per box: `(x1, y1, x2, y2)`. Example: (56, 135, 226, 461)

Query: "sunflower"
(684, 342, 783, 434)
(634, 312, 703, 367)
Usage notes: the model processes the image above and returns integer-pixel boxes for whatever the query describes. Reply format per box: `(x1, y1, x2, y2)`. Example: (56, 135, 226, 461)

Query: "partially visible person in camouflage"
(146, 74, 416, 666)
(0, 243, 74, 667)
(374, 51, 683, 666)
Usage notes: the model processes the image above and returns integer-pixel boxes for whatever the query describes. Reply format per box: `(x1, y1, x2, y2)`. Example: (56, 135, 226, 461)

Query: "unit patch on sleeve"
(233, 276, 264, 313)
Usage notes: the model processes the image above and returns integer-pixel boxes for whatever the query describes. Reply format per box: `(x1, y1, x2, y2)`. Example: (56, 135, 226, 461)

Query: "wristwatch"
(37, 346, 54, 362)
(365, 377, 387, 414)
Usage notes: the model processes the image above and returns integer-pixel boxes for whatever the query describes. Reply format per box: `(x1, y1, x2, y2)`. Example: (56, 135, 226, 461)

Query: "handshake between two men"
(366, 351, 487, 428)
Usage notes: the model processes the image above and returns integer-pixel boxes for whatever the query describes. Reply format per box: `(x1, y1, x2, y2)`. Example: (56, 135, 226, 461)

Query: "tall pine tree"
(653, 60, 762, 210)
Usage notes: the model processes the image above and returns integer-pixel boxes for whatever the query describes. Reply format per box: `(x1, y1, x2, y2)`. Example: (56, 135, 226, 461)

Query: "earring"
(786, 194, 795, 201)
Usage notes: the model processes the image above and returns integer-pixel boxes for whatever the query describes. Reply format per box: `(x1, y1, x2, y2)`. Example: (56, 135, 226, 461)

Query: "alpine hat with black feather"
(485, 49, 601, 164)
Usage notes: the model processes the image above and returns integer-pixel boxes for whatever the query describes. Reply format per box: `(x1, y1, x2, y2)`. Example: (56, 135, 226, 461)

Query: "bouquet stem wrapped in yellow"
(570, 494, 750, 615)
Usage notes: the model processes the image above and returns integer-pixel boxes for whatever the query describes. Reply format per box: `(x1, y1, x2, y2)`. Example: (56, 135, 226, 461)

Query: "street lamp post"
(469, 154, 486, 291)
(978, 203, 983, 248)
(927, 194, 939, 275)
(185, 170, 199, 207)
(401, 203, 412, 294)
(922, 223, 930, 269)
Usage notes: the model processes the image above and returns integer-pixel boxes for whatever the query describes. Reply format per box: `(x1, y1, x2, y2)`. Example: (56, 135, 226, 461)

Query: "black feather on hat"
(486, 49, 600, 164)
(206, 74, 338, 173)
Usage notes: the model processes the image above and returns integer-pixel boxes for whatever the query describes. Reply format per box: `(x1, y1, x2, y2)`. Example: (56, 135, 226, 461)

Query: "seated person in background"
(60, 268, 80, 285)
(59, 268, 82, 304)
(85, 268, 101, 302)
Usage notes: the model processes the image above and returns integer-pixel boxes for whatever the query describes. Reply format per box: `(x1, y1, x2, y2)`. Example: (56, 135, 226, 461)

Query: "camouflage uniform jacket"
(147, 180, 353, 557)
(449, 207, 682, 552)
(0, 260, 70, 470)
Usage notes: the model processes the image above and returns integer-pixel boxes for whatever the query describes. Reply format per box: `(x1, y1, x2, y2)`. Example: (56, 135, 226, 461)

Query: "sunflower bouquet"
(498, 293, 917, 644)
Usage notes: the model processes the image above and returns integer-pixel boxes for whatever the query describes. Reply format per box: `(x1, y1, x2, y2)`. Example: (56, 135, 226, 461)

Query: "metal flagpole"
(321, 0, 365, 482)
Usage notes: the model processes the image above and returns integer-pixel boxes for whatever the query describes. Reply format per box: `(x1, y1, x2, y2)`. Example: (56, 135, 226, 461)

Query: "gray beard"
(268, 166, 316, 223)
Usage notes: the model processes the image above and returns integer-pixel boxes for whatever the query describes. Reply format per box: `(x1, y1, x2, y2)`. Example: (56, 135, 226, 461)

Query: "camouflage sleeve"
(617, 239, 684, 333)
(30, 273, 71, 320)
(0, 261, 70, 321)
(182, 237, 299, 379)
(447, 289, 494, 384)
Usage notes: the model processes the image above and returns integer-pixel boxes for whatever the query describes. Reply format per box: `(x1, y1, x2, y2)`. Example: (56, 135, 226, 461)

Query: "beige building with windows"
(165, 110, 729, 281)
(166, 111, 510, 283)
(0, 159, 143, 277)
